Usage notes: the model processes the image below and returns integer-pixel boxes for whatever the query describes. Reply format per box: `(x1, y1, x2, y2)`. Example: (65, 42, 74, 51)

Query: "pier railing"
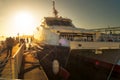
(11, 43, 25, 79)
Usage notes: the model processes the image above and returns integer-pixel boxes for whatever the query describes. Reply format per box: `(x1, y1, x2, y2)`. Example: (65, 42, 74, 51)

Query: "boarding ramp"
(0, 44, 25, 79)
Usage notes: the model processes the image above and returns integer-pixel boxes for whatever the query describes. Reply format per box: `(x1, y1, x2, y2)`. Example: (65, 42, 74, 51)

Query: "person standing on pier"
(5, 37, 14, 57)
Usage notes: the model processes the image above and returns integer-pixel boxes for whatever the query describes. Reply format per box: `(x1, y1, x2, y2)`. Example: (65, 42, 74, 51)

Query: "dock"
(0, 43, 48, 80)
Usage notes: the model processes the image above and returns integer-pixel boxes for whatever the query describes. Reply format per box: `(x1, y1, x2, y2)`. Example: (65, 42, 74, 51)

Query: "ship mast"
(52, 0, 58, 17)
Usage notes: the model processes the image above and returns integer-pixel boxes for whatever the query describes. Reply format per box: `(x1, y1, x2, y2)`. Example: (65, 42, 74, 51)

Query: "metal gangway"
(0, 44, 25, 79)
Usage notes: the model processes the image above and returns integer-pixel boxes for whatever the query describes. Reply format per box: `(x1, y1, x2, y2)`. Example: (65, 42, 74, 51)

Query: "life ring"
(52, 59, 60, 75)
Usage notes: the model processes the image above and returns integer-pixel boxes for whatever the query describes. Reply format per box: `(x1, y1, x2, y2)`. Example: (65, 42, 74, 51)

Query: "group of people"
(5, 37, 33, 57)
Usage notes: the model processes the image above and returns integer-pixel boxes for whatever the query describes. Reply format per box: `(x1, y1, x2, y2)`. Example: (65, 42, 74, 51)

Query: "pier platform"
(0, 43, 48, 80)
(0, 44, 19, 79)
(23, 52, 48, 80)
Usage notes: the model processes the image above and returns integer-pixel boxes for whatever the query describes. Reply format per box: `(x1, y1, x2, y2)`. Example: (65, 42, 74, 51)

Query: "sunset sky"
(0, 0, 120, 36)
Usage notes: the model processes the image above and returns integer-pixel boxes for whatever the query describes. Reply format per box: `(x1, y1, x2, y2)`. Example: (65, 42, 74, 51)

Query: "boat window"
(46, 19, 73, 27)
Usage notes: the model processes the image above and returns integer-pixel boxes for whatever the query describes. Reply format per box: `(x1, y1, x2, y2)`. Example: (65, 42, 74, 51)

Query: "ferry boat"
(33, 1, 120, 80)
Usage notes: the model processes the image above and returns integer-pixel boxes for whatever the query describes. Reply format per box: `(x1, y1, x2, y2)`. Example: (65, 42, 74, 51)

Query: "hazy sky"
(0, 0, 120, 36)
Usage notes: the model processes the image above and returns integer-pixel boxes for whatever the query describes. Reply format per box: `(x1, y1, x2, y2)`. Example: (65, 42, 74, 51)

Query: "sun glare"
(13, 11, 36, 35)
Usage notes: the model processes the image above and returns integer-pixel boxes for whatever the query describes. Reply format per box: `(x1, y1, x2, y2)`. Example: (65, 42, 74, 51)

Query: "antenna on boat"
(52, 0, 58, 17)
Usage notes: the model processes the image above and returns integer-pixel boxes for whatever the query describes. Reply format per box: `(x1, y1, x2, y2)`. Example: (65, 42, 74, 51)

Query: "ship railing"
(70, 41, 120, 49)
(1, 44, 25, 79)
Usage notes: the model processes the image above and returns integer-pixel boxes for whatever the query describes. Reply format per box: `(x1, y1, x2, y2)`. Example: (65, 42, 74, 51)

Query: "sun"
(13, 11, 36, 35)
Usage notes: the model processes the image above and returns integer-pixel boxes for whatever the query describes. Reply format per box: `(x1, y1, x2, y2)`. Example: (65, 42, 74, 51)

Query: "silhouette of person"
(5, 37, 14, 57)
(26, 38, 29, 43)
